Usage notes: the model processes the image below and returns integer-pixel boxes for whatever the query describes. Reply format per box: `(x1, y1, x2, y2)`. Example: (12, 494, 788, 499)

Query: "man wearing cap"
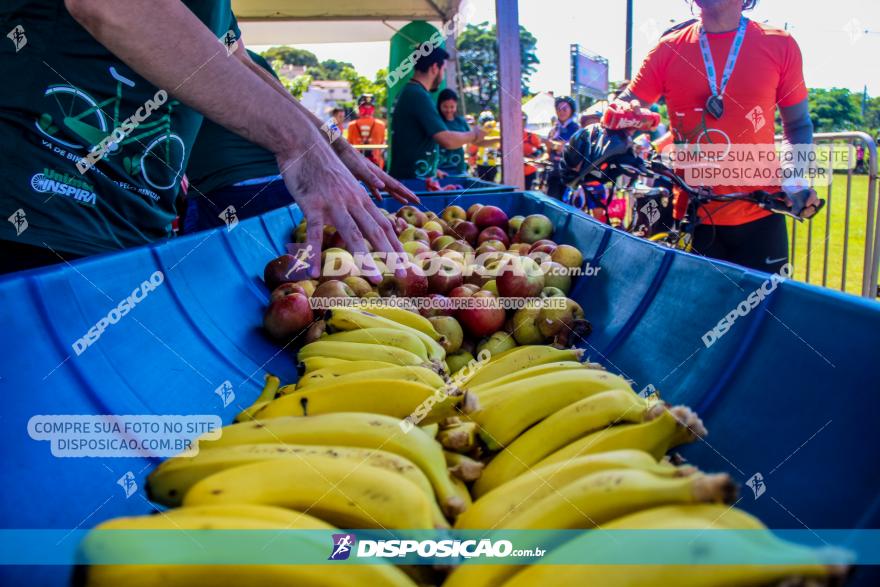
(347, 95, 387, 170)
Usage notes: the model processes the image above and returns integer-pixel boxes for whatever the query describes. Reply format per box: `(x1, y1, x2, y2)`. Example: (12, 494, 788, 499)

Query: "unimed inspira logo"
(329, 533, 356, 560)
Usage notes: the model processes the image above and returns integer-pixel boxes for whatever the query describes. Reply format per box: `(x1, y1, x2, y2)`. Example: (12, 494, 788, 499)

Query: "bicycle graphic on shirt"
(670, 107, 733, 158)
(34, 66, 185, 191)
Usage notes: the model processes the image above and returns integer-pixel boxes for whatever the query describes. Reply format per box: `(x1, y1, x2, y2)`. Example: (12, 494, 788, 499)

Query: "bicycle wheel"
(139, 134, 185, 191)
(35, 86, 108, 150)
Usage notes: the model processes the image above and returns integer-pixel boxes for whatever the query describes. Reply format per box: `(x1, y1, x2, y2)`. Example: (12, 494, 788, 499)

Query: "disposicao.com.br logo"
(329, 534, 541, 560)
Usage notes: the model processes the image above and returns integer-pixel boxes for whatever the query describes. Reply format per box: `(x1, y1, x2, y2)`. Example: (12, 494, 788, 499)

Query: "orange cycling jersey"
(629, 20, 808, 226)
(347, 116, 387, 169)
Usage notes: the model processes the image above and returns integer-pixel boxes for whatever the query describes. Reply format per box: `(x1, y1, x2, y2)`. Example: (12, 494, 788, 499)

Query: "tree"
(307, 59, 356, 81)
(260, 46, 319, 67)
(808, 88, 862, 132)
(457, 22, 540, 114)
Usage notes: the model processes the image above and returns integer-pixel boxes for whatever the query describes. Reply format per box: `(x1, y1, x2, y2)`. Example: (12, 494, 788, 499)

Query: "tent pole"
(495, 0, 525, 189)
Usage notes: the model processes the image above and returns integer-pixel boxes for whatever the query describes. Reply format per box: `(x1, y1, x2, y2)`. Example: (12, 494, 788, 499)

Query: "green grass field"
(787, 173, 876, 297)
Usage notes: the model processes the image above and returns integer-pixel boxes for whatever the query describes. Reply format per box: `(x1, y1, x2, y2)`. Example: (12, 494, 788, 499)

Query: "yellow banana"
(451, 476, 473, 510)
(196, 413, 465, 517)
(147, 443, 449, 528)
(444, 451, 484, 482)
(253, 378, 461, 423)
(319, 327, 430, 361)
(298, 356, 357, 373)
(234, 374, 281, 422)
(445, 470, 736, 587)
(455, 450, 683, 530)
(294, 361, 443, 391)
(295, 364, 447, 392)
(184, 457, 435, 529)
(500, 506, 840, 587)
(351, 304, 443, 341)
(469, 370, 635, 450)
(421, 423, 440, 438)
(473, 390, 654, 496)
(534, 405, 708, 468)
(455, 345, 584, 388)
(160, 503, 338, 527)
(437, 421, 478, 452)
(297, 340, 429, 368)
(466, 360, 589, 394)
(80, 512, 416, 587)
(326, 307, 446, 366)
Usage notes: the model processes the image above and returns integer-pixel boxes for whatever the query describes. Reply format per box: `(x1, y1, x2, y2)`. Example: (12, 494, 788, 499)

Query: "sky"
(269, 0, 880, 97)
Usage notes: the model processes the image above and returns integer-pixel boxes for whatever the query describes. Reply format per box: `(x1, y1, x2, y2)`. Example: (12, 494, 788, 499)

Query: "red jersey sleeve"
(628, 41, 670, 105)
(776, 35, 808, 107)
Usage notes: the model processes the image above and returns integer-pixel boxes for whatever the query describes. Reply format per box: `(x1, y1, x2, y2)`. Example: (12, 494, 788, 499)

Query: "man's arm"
(434, 128, 483, 150)
(64, 0, 402, 272)
(779, 99, 820, 216)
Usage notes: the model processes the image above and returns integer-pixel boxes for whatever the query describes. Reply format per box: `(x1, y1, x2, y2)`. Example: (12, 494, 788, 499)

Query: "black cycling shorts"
(691, 213, 789, 274)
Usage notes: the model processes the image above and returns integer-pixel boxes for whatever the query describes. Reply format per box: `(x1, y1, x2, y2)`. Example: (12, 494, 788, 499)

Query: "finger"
(360, 160, 386, 192)
(304, 211, 325, 279)
(353, 202, 395, 255)
(365, 201, 404, 254)
(331, 209, 379, 283)
(382, 174, 421, 205)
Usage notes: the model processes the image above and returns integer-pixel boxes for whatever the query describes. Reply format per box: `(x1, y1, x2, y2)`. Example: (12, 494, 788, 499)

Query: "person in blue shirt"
(544, 96, 580, 199)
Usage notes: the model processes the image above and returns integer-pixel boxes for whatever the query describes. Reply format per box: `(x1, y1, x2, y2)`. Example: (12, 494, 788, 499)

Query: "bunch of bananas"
(78, 295, 845, 586)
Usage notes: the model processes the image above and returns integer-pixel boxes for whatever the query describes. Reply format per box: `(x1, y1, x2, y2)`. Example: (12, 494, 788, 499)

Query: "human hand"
(472, 126, 486, 143)
(336, 145, 420, 205)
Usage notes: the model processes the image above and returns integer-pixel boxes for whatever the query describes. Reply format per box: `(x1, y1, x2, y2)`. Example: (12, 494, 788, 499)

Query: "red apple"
(530, 243, 558, 256)
(477, 226, 510, 247)
(449, 283, 480, 297)
(420, 294, 454, 317)
(426, 256, 464, 295)
(508, 243, 532, 256)
(496, 255, 545, 298)
(264, 254, 309, 290)
(449, 219, 479, 245)
(423, 220, 443, 233)
(399, 227, 429, 243)
(507, 215, 525, 239)
(313, 279, 356, 299)
(457, 290, 506, 337)
(403, 240, 432, 258)
(473, 205, 509, 231)
(378, 263, 429, 298)
(319, 248, 358, 282)
(270, 282, 307, 303)
(517, 214, 554, 244)
(529, 239, 557, 251)
(263, 293, 313, 340)
(343, 276, 374, 297)
(392, 216, 409, 235)
(445, 239, 475, 254)
(441, 205, 467, 224)
(426, 230, 444, 243)
(397, 206, 427, 227)
(466, 203, 483, 220)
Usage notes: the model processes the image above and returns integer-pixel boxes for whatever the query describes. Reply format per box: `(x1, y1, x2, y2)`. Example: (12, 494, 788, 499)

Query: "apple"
(361, 291, 380, 299)
(541, 261, 572, 293)
(464, 270, 491, 288)
(476, 241, 505, 256)
(423, 220, 444, 233)
(426, 256, 464, 295)
(449, 283, 480, 298)
(540, 286, 566, 298)
(477, 226, 510, 247)
(294, 280, 317, 297)
(392, 216, 409, 235)
(552, 244, 584, 270)
(449, 219, 479, 245)
(264, 254, 306, 290)
(420, 293, 454, 317)
(319, 248, 358, 282)
(399, 227, 429, 243)
(293, 221, 307, 243)
(313, 279, 356, 299)
(425, 211, 439, 220)
(530, 243, 557, 256)
(270, 282, 307, 303)
(508, 243, 532, 256)
(457, 290, 506, 337)
(511, 302, 546, 344)
(496, 255, 545, 298)
(477, 331, 517, 357)
(466, 203, 483, 220)
(445, 240, 475, 254)
(428, 316, 464, 353)
(378, 263, 429, 298)
(441, 205, 467, 224)
(432, 235, 456, 251)
(508, 215, 525, 239)
(343, 276, 373, 297)
(397, 206, 427, 227)
(529, 239, 557, 251)
(426, 229, 444, 243)
(473, 205, 509, 231)
(538, 298, 587, 340)
(482, 279, 498, 296)
(403, 240, 432, 258)
(445, 350, 475, 375)
(517, 214, 554, 244)
(263, 293, 313, 340)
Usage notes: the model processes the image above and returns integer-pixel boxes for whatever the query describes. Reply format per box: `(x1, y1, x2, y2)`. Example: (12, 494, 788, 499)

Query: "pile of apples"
(261, 203, 592, 373)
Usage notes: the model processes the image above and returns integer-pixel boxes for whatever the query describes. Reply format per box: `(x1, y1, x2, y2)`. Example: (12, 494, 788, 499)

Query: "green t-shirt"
(0, 1, 238, 256)
(438, 115, 470, 176)
(185, 51, 280, 195)
(388, 81, 448, 180)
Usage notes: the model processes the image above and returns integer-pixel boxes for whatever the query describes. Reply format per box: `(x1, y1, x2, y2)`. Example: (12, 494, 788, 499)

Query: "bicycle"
(35, 66, 185, 191)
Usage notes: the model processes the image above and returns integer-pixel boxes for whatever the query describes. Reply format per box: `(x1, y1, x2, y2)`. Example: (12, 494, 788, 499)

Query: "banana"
(293, 360, 442, 391)
(319, 327, 430, 361)
(196, 413, 465, 517)
(421, 423, 440, 438)
(444, 451, 484, 482)
(147, 443, 449, 528)
(466, 360, 589, 394)
(294, 364, 447, 392)
(437, 421, 478, 452)
(534, 404, 708, 468)
(183, 457, 435, 529)
(350, 304, 443, 341)
(298, 356, 356, 373)
(234, 374, 282, 422)
(80, 512, 416, 587)
(445, 470, 736, 587)
(160, 503, 339, 527)
(451, 476, 473, 510)
(473, 390, 655, 496)
(469, 370, 635, 450)
(454, 450, 684, 530)
(326, 308, 447, 366)
(297, 340, 430, 368)
(500, 506, 841, 587)
(455, 345, 584, 388)
(253, 378, 461, 423)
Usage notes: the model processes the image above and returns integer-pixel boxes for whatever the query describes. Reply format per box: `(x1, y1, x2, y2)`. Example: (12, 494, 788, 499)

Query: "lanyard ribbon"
(698, 16, 748, 100)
